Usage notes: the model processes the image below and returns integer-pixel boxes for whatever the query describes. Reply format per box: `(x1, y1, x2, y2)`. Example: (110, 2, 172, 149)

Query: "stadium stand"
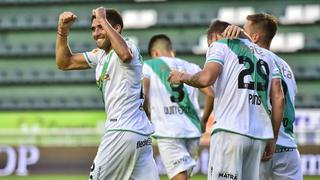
(0, 0, 319, 110)
(0, 0, 319, 177)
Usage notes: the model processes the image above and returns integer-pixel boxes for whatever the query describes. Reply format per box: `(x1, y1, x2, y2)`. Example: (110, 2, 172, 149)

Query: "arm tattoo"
(185, 71, 206, 88)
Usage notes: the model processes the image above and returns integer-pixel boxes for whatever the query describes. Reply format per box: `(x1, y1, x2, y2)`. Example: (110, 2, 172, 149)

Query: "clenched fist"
(92, 7, 106, 22)
(58, 12, 77, 33)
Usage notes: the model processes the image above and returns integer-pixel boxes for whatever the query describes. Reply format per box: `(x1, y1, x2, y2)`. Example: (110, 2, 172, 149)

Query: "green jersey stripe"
(145, 58, 201, 132)
(274, 61, 295, 137)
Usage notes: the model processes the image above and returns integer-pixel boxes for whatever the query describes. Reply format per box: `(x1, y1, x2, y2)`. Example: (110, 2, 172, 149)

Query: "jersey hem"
(152, 135, 201, 139)
(106, 129, 154, 136)
(211, 128, 273, 140)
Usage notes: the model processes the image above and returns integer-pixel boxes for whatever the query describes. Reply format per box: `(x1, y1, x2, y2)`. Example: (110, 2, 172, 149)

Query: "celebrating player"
(168, 20, 285, 180)
(55, 7, 159, 180)
(143, 34, 214, 180)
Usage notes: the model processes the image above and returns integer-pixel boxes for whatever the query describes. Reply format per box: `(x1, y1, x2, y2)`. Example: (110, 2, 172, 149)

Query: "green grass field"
(1, 175, 319, 180)
(0, 111, 105, 129)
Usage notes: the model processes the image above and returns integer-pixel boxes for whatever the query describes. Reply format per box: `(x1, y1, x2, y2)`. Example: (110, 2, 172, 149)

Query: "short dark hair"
(148, 34, 173, 56)
(246, 13, 278, 45)
(91, 8, 124, 33)
(207, 20, 230, 40)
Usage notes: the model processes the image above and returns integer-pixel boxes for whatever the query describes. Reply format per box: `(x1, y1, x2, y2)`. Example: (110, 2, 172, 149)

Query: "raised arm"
(56, 12, 90, 70)
(168, 62, 222, 88)
(199, 86, 214, 133)
(222, 25, 253, 41)
(93, 7, 133, 63)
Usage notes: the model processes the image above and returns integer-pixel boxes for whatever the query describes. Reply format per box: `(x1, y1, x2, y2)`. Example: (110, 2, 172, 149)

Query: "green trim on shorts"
(211, 128, 273, 140)
(106, 129, 153, 136)
(152, 135, 201, 139)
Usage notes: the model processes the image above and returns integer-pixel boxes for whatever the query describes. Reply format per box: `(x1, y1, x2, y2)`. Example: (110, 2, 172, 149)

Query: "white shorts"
(260, 148, 302, 180)
(157, 138, 200, 179)
(208, 131, 266, 180)
(89, 131, 159, 180)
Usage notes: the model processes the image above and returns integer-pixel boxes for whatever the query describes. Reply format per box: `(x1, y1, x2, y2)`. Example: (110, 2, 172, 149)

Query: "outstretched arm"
(199, 86, 214, 133)
(55, 12, 90, 70)
(93, 7, 133, 63)
(168, 62, 222, 88)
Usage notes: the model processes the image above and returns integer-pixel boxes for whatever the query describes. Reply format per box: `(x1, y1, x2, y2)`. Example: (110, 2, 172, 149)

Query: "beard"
(96, 39, 110, 49)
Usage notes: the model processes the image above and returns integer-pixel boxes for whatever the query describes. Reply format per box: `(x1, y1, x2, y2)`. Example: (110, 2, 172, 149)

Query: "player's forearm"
(200, 87, 214, 124)
(55, 34, 73, 70)
(100, 20, 132, 63)
(181, 71, 212, 88)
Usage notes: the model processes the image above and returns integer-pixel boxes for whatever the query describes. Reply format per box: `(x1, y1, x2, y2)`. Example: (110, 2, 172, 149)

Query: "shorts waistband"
(275, 147, 296, 153)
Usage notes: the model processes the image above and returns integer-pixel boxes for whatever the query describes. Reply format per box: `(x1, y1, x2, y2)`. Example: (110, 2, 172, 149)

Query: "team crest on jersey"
(96, 73, 110, 89)
(91, 48, 99, 54)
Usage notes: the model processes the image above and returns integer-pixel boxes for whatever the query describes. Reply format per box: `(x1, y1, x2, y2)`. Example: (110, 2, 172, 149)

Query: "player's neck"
(104, 45, 113, 54)
(258, 42, 270, 50)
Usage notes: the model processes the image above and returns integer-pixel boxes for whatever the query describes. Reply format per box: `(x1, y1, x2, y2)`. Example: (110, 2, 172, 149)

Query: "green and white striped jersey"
(143, 57, 202, 138)
(270, 51, 298, 148)
(83, 40, 154, 136)
(206, 39, 281, 140)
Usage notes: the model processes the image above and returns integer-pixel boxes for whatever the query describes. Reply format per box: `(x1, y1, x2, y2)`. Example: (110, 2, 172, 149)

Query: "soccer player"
(168, 20, 285, 180)
(55, 7, 159, 180)
(143, 34, 214, 180)
(243, 13, 302, 180)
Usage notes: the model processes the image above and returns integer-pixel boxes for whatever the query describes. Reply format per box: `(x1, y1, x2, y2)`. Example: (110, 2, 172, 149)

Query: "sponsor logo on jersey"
(110, 118, 117, 122)
(136, 137, 152, 149)
(218, 172, 238, 179)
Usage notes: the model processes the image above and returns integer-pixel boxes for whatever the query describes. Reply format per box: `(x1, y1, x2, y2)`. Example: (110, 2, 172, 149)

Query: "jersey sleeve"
(271, 59, 282, 79)
(125, 40, 143, 66)
(205, 41, 227, 66)
(142, 62, 152, 79)
(83, 48, 100, 68)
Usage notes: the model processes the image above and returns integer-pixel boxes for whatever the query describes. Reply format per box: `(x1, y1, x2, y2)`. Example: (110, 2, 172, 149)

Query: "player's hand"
(92, 7, 106, 21)
(261, 139, 276, 161)
(222, 25, 242, 39)
(58, 12, 77, 33)
(168, 69, 183, 85)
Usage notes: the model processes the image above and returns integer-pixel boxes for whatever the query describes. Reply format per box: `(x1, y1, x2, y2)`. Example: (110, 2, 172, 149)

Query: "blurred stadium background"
(0, 0, 319, 179)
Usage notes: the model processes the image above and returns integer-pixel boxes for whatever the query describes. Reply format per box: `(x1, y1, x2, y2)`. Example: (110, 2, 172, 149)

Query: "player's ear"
(151, 50, 158, 58)
(171, 50, 176, 57)
(114, 24, 122, 33)
(251, 33, 260, 44)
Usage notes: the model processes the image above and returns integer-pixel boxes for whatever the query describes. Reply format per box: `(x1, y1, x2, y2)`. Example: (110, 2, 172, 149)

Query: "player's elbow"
(56, 58, 70, 71)
(119, 51, 133, 63)
(201, 76, 214, 87)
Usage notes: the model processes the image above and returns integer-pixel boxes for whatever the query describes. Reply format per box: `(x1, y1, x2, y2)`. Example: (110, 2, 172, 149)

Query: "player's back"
(269, 51, 298, 148)
(143, 57, 202, 138)
(207, 38, 280, 139)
